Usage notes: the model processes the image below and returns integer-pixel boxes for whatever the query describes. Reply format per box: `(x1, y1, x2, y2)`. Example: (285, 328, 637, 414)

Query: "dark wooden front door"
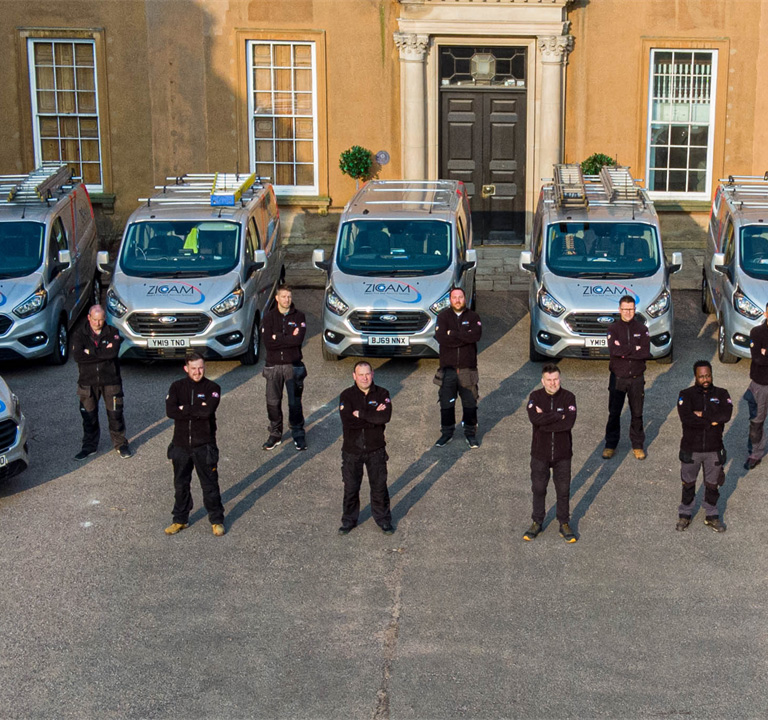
(440, 90, 527, 244)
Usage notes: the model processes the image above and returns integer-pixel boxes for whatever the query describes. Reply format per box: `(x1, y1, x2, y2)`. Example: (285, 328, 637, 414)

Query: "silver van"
(520, 164, 682, 362)
(100, 173, 284, 364)
(702, 175, 768, 363)
(0, 164, 100, 364)
(0, 373, 28, 481)
(312, 180, 477, 360)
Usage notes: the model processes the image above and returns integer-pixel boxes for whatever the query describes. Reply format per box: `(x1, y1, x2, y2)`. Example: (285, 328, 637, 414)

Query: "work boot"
(164, 523, 188, 535)
(559, 523, 577, 543)
(601, 447, 615, 460)
(74, 448, 98, 461)
(434, 431, 453, 448)
(212, 523, 226, 537)
(675, 515, 691, 532)
(633, 448, 647, 460)
(523, 522, 542, 541)
(262, 436, 282, 451)
(704, 516, 726, 533)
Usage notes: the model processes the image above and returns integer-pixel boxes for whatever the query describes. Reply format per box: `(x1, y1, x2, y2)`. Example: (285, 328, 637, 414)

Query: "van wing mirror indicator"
(712, 252, 727, 275)
(248, 249, 268, 275)
(519, 251, 536, 273)
(669, 251, 683, 274)
(57, 249, 72, 267)
(97, 250, 113, 274)
(313, 248, 330, 272)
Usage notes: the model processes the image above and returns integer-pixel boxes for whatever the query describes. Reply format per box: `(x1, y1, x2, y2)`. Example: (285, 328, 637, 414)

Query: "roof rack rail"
(0, 163, 73, 204)
(138, 172, 268, 207)
(553, 164, 588, 208)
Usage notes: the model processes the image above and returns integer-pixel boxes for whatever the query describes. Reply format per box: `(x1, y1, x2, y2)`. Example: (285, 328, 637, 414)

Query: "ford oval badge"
(597, 316, 614, 325)
(380, 314, 398, 322)
(159, 316, 178, 324)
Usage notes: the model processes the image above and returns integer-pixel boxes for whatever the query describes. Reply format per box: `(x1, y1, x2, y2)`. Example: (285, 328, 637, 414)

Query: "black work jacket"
(527, 386, 577, 462)
(166, 376, 221, 450)
(608, 317, 650, 379)
(749, 321, 768, 385)
(435, 307, 482, 370)
(71, 322, 123, 387)
(339, 383, 391, 455)
(261, 303, 307, 366)
(678, 384, 732, 454)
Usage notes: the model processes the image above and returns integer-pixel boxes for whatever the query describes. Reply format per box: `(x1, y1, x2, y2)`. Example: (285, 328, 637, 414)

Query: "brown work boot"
(164, 522, 188, 535)
(633, 448, 647, 460)
(212, 523, 226, 537)
(602, 447, 615, 459)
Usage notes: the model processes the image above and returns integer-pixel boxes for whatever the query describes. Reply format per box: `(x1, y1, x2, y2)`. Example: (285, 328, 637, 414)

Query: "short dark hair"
(276, 284, 292, 294)
(619, 295, 636, 306)
(541, 363, 560, 376)
(185, 351, 204, 364)
(353, 361, 372, 373)
(449, 287, 465, 296)
(693, 359, 712, 374)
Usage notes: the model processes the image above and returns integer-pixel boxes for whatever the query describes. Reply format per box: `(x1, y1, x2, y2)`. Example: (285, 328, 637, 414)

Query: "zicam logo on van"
(363, 282, 422, 304)
(0, 292, 6, 307)
(0, 399, 5, 413)
(145, 282, 205, 305)
(582, 283, 639, 303)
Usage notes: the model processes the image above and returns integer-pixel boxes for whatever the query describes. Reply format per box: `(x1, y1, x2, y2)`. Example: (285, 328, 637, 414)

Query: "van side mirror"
(247, 249, 267, 276)
(464, 248, 477, 269)
(712, 252, 726, 275)
(313, 248, 330, 272)
(57, 249, 72, 267)
(519, 250, 536, 273)
(669, 251, 683, 274)
(97, 250, 113, 274)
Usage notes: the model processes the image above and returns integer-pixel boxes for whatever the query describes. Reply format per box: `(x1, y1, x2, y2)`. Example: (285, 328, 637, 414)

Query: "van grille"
(0, 418, 18, 453)
(349, 311, 430, 334)
(564, 312, 646, 336)
(127, 313, 211, 336)
(0, 315, 12, 335)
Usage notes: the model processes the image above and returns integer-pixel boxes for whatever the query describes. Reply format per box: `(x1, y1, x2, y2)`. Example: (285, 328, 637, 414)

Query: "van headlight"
(430, 291, 451, 315)
(326, 287, 349, 316)
(106, 288, 127, 318)
(13, 287, 47, 318)
(537, 287, 565, 317)
(646, 289, 670, 318)
(733, 287, 763, 319)
(211, 287, 244, 317)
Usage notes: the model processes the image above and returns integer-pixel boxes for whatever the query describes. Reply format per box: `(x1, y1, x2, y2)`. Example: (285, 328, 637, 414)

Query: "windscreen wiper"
(577, 272, 634, 279)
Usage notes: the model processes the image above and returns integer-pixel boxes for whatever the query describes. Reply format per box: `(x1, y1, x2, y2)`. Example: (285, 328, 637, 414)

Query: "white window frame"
(645, 48, 718, 200)
(27, 37, 104, 192)
(246, 40, 319, 197)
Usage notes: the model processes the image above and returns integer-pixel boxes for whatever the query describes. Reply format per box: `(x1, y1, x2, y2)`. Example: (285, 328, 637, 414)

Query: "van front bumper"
(0, 312, 57, 361)
(0, 413, 29, 481)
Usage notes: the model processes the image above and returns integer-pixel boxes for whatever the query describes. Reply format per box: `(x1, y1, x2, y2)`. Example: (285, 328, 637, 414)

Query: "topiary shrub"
(339, 145, 373, 185)
(581, 153, 617, 176)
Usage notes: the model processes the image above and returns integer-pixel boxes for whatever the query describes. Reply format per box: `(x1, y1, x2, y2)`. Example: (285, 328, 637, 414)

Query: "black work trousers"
(77, 383, 127, 452)
(438, 367, 478, 436)
(264, 363, 306, 440)
(604, 372, 645, 450)
(530, 457, 572, 525)
(169, 443, 225, 525)
(341, 448, 391, 529)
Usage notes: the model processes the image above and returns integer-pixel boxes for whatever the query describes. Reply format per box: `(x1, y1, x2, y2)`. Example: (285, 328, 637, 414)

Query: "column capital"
(394, 31, 430, 62)
(537, 35, 574, 64)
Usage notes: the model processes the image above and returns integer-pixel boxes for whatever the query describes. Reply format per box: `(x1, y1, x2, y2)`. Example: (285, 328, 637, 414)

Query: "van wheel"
(240, 315, 261, 366)
(529, 333, 546, 362)
(322, 341, 341, 361)
(718, 323, 738, 364)
(47, 316, 70, 365)
(91, 273, 102, 308)
(656, 344, 673, 364)
(701, 271, 714, 314)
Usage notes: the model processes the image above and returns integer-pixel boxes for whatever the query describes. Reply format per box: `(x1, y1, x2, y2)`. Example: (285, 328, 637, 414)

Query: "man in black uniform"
(71, 304, 132, 460)
(676, 360, 732, 532)
(434, 287, 482, 449)
(744, 303, 768, 470)
(602, 295, 650, 460)
(164, 352, 226, 537)
(338, 361, 393, 536)
(523, 364, 578, 543)
(260, 285, 308, 451)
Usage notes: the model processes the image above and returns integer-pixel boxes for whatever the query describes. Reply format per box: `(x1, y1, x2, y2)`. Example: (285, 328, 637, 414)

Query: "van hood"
(540, 272, 665, 312)
(110, 271, 240, 312)
(0, 272, 44, 312)
(329, 269, 452, 309)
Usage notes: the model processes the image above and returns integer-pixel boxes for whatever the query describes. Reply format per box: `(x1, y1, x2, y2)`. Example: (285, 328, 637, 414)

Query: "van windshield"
(545, 222, 660, 278)
(0, 222, 45, 278)
(740, 225, 768, 280)
(336, 220, 452, 277)
(120, 221, 240, 278)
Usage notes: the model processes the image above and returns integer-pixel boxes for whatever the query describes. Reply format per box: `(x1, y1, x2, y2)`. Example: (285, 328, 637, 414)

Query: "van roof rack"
(139, 172, 269, 207)
(0, 163, 73, 205)
(719, 174, 768, 210)
(549, 163, 646, 209)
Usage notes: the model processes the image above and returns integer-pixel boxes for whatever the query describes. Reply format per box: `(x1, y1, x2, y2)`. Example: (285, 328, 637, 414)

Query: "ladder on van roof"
(551, 163, 645, 209)
(0, 163, 73, 204)
(553, 164, 589, 208)
(721, 173, 768, 209)
(139, 172, 269, 207)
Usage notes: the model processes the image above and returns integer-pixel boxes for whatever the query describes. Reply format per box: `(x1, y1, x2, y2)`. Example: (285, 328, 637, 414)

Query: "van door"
(243, 216, 266, 318)
(47, 216, 76, 323)
(456, 215, 475, 302)
(714, 219, 736, 315)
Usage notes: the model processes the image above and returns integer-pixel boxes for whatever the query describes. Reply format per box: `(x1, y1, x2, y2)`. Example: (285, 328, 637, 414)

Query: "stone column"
(394, 32, 429, 179)
(537, 35, 574, 181)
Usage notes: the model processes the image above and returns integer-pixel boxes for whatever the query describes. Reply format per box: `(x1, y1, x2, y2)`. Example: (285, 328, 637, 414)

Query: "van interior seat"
(623, 236, 650, 261)
(746, 233, 768, 259)
(147, 234, 181, 257)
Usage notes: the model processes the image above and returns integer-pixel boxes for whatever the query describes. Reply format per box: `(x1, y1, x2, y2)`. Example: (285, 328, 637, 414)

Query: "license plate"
(585, 337, 608, 348)
(148, 337, 191, 348)
(367, 336, 410, 346)
(0, 455, 6, 467)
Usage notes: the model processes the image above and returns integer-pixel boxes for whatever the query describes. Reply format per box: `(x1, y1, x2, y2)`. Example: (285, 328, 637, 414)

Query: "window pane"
(54, 43, 74, 66)
(668, 170, 687, 191)
(689, 125, 708, 145)
(254, 92, 273, 114)
(82, 163, 101, 185)
(689, 147, 707, 169)
(650, 169, 667, 191)
(276, 164, 294, 185)
(81, 139, 100, 162)
(275, 141, 294, 162)
(689, 170, 706, 193)
(296, 164, 314, 186)
(57, 90, 76, 114)
(255, 140, 274, 161)
(670, 126, 689, 146)
(295, 117, 313, 139)
(295, 140, 313, 163)
(34, 42, 53, 65)
(255, 163, 273, 179)
(254, 68, 272, 92)
(254, 118, 274, 138)
(77, 91, 97, 113)
(76, 67, 95, 91)
(37, 90, 56, 113)
(39, 117, 58, 136)
(275, 117, 293, 139)
(274, 92, 292, 115)
(295, 93, 312, 115)
(669, 147, 688, 168)
(35, 66, 55, 91)
(80, 118, 99, 137)
(650, 124, 669, 145)
(650, 146, 668, 168)
(74, 43, 94, 67)
(294, 69, 312, 92)
(41, 138, 61, 161)
(294, 45, 312, 67)
(274, 45, 291, 67)
(275, 68, 291, 91)
(252, 44, 271, 67)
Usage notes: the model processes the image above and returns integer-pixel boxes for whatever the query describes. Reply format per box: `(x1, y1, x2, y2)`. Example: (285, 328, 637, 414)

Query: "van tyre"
(240, 314, 261, 366)
(656, 344, 673, 364)
(47, 315, 69, 365)
(322, 341, 341, 362)
(701, 271, 714, 314)
(529, 333, 547, 362)
(718, 322, 738, 364)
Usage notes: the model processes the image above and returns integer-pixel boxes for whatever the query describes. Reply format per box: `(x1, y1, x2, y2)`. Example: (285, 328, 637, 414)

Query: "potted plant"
(339, 145, 373, 188)
(581, 153, 617, 176)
